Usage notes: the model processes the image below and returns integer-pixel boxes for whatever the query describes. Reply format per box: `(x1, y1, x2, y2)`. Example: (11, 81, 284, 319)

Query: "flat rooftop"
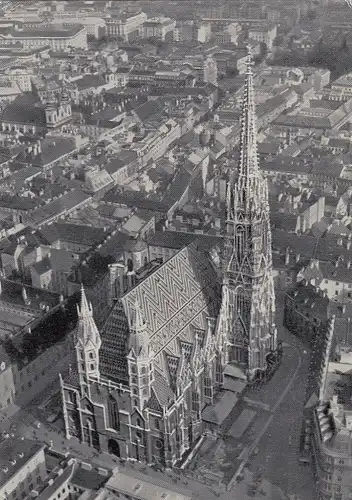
(106, 469, 192, 500)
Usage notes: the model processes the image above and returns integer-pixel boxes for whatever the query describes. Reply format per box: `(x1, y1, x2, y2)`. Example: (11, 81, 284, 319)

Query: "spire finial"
(238, 44, 259, 181)
(79, 283, 91, 316)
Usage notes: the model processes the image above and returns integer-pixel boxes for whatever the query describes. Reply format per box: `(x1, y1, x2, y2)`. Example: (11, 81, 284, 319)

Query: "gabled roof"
(1, 102, 46, 126)
(162, 168, 192, 207)
(27, 189, 91, 227)
(75, 74, 106, 91)
(40, 222, 106, 247)
(30, 137, 77, 168)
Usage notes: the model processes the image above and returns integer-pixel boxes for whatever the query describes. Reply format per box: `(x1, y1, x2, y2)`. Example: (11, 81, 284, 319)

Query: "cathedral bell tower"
(221, 46, 277, 382)
(75, 285, 102, 397)
(127, 299, 154, 411)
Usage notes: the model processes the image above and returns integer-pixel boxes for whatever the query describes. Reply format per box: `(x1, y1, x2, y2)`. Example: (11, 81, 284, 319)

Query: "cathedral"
(60, 48, 279, 466)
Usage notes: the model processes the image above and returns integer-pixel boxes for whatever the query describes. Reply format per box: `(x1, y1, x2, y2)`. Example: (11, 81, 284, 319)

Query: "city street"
(239, 294, 316, 500)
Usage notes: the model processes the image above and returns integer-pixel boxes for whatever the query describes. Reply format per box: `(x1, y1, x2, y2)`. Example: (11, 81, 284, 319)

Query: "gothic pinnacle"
(79, 283, 92, 317)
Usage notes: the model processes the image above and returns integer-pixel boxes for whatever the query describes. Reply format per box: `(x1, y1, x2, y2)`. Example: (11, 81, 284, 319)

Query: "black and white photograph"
(0, 1, 349, 499)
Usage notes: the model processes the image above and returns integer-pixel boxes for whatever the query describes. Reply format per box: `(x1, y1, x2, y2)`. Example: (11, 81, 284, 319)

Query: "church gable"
(79, 397, 94, 413)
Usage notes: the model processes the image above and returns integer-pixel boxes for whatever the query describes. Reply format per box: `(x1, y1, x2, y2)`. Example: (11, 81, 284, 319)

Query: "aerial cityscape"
(0, 0, 351, 499)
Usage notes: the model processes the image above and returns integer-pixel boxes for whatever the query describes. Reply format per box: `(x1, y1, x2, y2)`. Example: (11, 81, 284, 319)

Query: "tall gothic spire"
(76, 284, 101, 350)
(238, 46, 259, 181)
(220, 44, 277, 381)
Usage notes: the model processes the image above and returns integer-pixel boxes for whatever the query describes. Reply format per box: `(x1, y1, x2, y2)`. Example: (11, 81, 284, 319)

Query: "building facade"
(311, 317, 352, 500)
(0, 25, 88, 51)
(248, 24, 278, 50)
(142, 18, 176, 41)
(105, 12, 147, 41)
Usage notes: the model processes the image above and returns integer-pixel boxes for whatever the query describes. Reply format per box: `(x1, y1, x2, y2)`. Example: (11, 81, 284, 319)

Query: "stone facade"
(61, 243, 223, 467)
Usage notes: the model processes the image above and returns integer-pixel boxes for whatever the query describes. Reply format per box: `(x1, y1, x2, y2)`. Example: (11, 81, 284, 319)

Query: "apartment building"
(105, 11, 147, 41)
(0, 438, 46, 500)
(142, 17, 176, 41)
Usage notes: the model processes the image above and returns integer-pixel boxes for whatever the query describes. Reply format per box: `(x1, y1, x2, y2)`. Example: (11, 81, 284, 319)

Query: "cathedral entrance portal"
(108, 438, 121, 457)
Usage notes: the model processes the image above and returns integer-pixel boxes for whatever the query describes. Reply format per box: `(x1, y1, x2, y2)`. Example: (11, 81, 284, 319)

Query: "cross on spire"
(238, 45, 259, 182)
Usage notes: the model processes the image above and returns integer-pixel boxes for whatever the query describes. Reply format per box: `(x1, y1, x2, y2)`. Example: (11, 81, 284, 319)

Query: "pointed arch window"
(215, 356, 222, 384)
(235, 225, 246, 260)
(234, 289, 251, 328)
(108, 395, 120, 431)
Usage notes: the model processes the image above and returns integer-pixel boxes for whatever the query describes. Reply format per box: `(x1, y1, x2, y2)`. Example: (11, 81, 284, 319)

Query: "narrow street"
(243, 293, 316, 500)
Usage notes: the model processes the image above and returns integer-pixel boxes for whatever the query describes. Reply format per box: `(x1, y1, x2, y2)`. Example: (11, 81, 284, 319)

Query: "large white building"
(68, 17, 106, 39)
(105, 11, 147, 41)
(142, 17, 176, 41)
(248, 24, 277, 50)
(0, 25, 87, 51)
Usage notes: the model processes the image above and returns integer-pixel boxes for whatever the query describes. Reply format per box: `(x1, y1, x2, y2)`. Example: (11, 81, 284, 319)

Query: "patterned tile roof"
(100, 242, 221, 385)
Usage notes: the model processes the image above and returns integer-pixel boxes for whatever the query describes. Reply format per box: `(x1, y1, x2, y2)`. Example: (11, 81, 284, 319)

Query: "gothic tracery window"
(108, 395, 120, 431)
(236, 225, 246, 260)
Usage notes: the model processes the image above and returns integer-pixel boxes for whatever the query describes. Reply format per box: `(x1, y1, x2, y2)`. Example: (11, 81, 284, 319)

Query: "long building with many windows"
(0, 25, 87, 51)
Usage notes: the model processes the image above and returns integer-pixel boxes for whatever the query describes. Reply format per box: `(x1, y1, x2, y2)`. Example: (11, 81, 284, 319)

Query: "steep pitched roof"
(100, 242, 221, 386)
